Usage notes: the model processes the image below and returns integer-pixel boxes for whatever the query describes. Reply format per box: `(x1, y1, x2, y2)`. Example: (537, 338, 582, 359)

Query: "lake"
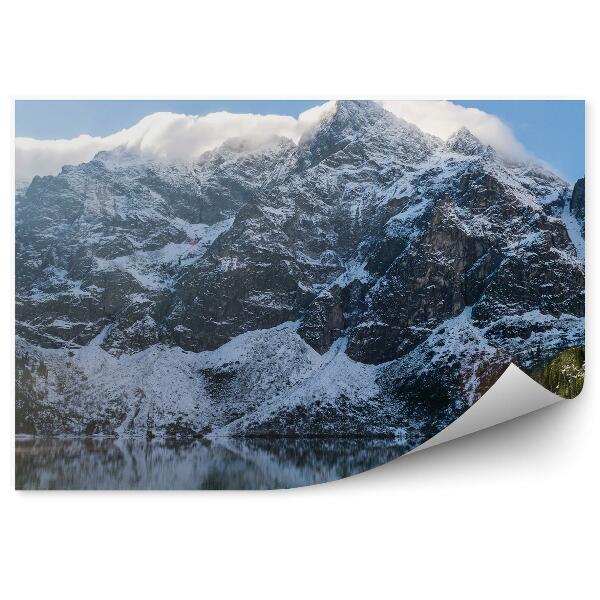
(15, 436, 410, 490)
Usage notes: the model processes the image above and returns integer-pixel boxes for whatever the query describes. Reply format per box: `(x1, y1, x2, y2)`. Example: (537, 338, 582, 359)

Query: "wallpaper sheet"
(15, 99, 585, 489)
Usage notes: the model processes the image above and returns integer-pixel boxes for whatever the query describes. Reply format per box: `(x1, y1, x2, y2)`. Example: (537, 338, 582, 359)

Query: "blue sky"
(15, 99, 585, 181)
(15, 101, 323, 138)
(455, 100, 584, 181)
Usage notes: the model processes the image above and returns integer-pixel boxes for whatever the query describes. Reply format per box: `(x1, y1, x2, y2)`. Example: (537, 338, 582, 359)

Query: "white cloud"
(15, 102, 337, 182)
(15, 100, 528, 182)
(379, 100, 528, 160)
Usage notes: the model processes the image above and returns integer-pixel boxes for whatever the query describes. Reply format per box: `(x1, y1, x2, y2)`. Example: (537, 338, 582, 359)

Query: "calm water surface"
(15, 436, 410, 490)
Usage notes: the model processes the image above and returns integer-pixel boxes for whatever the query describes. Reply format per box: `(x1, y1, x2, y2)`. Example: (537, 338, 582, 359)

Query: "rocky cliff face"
(571, 177, 585, 236)
(15, 101, 585, 440)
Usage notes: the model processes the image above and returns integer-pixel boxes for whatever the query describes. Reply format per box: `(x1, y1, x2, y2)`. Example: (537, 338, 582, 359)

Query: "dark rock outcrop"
(571, 177, 585, 235)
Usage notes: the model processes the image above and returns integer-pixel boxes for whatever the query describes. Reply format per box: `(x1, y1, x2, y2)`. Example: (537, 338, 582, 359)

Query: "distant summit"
(445, 126, 486, 155)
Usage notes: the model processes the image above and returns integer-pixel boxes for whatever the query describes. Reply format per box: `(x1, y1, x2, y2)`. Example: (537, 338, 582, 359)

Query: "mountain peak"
(298, 99, 437, 168)
(299, 100, 387, 143)
(445, 126, 485, 155)
(334, 99, 387, 118)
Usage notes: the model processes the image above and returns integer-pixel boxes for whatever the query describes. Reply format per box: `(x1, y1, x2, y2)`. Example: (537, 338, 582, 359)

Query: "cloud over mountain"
(15, 102, 337, 182)
(379, 100, 528, 160)
(15, 100, 528, 181)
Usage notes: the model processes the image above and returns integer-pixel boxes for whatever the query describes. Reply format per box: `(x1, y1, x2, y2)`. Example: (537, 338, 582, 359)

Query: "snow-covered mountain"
(15, 100, 585, 442)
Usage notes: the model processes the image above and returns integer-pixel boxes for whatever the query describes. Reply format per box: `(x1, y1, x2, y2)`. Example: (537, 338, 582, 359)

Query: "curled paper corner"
(410, 364, 569, 454)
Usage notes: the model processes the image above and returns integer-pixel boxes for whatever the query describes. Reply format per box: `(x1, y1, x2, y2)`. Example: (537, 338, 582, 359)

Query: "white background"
(0, 1, 597, 598)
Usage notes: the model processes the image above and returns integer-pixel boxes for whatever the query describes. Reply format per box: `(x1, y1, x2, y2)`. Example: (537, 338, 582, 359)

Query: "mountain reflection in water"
(15, 436, 409, 490)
